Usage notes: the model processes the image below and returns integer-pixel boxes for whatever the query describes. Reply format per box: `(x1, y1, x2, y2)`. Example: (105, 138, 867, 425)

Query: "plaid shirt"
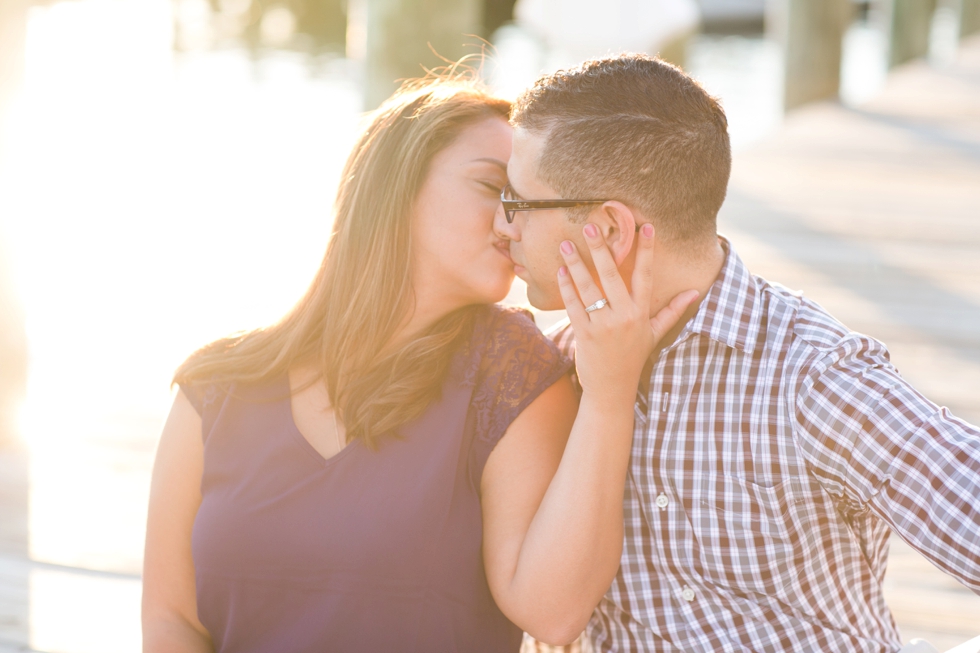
(548, 239, 980, 652)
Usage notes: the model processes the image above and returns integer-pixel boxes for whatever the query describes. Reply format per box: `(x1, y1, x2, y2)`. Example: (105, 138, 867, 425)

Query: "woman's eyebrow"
(469, 157, 508, 172)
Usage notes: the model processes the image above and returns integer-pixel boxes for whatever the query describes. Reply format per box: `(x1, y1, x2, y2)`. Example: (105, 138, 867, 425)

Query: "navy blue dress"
(181, 305, 572, 652)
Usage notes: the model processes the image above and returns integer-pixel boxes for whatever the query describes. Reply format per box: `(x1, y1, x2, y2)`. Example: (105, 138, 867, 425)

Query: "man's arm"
(795, 336, 980, 592)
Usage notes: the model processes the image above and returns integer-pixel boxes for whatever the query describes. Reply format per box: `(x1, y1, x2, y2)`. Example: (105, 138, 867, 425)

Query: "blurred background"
(1, 0, 979, 651)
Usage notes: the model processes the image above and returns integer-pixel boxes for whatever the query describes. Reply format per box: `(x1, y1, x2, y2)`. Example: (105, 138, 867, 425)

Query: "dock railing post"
(886, 0, 938, 67)
(962, 0, 980, 37)
(767, 0, 854, 111)
(360, 0, 483, 109)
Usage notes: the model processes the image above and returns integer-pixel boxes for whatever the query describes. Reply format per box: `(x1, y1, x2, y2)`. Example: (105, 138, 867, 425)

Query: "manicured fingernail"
(584, 224, 598, 238)
(560, 241, 574, 255)
(642, 224, 654, 238)
(558, 266, 568, 277)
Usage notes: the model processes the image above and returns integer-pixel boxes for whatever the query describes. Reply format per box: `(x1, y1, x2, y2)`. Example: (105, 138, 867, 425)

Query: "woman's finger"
(650, 289, 700, 343)
(559, 239, 605, 310)
(581, 223, 631, 308)
(630, 223, 657, 316)
(557, 265, 590, 324)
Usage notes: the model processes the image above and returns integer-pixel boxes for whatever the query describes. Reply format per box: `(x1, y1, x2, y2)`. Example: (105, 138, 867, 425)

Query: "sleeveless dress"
(181, 305, 572, 653)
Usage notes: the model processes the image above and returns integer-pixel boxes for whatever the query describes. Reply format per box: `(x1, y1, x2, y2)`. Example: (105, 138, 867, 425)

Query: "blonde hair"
(175, 76, 511, 448)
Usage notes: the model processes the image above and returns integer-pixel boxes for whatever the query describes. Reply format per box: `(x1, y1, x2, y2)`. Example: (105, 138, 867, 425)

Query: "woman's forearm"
(499, 389, 638, 644)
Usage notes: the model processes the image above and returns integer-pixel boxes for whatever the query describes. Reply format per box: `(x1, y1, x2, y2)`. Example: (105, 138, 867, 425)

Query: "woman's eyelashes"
(477, 179, 505, 195)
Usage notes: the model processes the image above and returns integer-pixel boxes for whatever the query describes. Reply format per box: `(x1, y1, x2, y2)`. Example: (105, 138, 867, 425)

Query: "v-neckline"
(280, 374, 359, 467)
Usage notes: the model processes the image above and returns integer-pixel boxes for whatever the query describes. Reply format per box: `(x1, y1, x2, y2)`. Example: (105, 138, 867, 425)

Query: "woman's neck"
(386, 286, 457, 351)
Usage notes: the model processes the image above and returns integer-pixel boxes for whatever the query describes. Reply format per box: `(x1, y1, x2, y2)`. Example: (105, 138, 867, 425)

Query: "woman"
(142, 75, 674, 652)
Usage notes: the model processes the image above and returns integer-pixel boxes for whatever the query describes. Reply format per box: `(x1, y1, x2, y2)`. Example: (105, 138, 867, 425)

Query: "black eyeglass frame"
(500, 184, 612, 224)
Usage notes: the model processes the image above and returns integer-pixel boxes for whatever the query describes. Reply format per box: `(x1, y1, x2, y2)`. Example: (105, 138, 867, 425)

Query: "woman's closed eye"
(477, 180, 505, 195)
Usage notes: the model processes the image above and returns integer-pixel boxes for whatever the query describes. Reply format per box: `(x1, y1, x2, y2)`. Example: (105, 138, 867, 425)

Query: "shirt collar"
(677, 236, 765, 355)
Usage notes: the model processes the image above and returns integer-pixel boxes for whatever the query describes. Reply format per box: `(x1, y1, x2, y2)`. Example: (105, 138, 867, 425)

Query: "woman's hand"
(557, 222, 699, 400)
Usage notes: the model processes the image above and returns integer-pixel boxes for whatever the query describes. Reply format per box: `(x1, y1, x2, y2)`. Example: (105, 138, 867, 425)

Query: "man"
(494, 54, 980, 652)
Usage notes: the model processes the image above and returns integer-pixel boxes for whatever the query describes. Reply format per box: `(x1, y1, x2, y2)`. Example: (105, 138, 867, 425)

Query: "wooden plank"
(0, 557, 28, 651)
(885, 535, 980, 651)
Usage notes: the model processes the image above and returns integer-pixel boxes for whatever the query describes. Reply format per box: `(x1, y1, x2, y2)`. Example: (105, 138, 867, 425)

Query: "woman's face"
(411, 116, 515, 313)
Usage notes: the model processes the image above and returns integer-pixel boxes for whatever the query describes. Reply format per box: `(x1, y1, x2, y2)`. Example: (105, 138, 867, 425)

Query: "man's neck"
(648, 237, 725, 318)
(637, 237, 726, 396)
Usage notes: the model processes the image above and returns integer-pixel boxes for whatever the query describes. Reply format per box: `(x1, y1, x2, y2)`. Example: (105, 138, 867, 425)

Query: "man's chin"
(524, 284, 564, 312)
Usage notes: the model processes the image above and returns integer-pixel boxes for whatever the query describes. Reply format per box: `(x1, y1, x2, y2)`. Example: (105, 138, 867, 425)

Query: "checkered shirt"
(548, 239, 980, 652)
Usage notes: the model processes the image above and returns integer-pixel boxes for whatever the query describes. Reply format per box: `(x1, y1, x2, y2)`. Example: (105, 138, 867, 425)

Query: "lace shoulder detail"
(180, 380, 220, 415)
(468, 305, 573, 479)
(178, 379, 229, 443)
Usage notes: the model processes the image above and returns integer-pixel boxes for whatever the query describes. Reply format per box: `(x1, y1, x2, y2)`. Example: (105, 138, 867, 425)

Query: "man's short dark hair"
(511, 54, 732, 247)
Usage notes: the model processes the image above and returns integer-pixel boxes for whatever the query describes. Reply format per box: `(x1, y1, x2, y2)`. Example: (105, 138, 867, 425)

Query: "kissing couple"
(143, 54, 980, 653)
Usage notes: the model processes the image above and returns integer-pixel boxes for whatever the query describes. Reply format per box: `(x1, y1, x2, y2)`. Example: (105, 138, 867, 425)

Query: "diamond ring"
(585, 298, 609, 313)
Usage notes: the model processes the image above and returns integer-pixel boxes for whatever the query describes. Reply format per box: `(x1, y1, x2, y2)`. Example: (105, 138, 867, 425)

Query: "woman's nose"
(492, 203, 521, 241)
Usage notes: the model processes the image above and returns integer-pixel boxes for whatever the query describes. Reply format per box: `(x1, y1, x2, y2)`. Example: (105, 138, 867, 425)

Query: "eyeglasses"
(500, 183, 612, 224)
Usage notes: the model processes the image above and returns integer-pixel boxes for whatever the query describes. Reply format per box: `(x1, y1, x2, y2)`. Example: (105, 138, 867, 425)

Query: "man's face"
(494, 128, 586, 310)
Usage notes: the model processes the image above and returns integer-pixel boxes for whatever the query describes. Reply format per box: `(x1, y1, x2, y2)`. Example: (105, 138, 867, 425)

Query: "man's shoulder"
(535, 278, 861, 360)
(543, 317, 580, 394)
(751, 273, 892, 374)
(544, 317, 574, 357)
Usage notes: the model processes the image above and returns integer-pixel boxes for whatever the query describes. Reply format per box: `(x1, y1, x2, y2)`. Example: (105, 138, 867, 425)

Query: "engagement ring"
(585, 298, 609, 313)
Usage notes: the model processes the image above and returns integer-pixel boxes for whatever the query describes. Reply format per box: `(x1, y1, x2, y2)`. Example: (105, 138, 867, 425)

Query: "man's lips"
(494, 241, 527, 275)
(507, 248, 527, 273)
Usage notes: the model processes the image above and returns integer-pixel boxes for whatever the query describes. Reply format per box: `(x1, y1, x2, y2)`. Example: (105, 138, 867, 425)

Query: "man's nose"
(493, 203, 521, 241)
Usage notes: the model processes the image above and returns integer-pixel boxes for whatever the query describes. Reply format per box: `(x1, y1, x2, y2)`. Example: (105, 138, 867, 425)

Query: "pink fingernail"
(560, 241, 574, 255)
(642, 224, 653, 238)
(558, 266, 568, 277)
(584, 224, 598, 238)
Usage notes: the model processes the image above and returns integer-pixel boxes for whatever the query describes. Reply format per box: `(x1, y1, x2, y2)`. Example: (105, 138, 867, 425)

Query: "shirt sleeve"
(794, 334, 980, 593)
(469, 307, 573, 481)
(546, 317, 580, 395)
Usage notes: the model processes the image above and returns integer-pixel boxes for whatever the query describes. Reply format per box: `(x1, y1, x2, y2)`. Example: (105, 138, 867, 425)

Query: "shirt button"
(656, 493, 669, 510)
(681, 586, 696, 602)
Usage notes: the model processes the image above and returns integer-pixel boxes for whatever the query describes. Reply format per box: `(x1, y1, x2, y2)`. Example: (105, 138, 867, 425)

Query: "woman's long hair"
(174, 76, 511, 448)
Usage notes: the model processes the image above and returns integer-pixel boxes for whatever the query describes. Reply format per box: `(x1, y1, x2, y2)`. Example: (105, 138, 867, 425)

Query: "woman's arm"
(142, 390, 213, 653)
(482, 225, 698, 645)
(482, 373, 628, 645)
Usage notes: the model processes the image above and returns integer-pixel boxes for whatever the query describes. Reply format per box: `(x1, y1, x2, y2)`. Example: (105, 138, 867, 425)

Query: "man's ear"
(595, 201, 637, 267)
